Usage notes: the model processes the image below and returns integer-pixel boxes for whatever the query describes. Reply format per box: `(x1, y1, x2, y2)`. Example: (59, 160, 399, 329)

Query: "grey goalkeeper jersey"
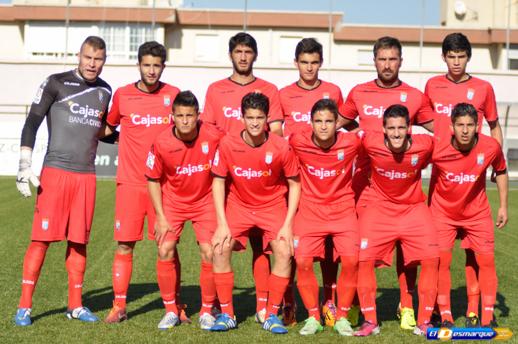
(22, 70, 111, 173)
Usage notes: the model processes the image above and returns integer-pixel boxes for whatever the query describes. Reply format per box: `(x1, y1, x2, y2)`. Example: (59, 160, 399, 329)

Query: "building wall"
(441, 0, 518, 28)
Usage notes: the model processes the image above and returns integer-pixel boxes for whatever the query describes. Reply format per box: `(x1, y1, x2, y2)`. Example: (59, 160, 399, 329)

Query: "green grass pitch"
(1, 177, 517, 343)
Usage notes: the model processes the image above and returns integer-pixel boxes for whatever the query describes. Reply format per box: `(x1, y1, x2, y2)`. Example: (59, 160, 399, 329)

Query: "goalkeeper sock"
(66, 242, 87, 310)
(19, 241, 49, 308)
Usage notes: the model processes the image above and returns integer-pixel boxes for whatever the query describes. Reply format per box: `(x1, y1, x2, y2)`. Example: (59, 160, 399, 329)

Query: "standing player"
(279, 37, 345, 326)
(425, 33, 503, 326)
(146, 91, 224, 330)
(290, 99, 359, 336)
(210, 92, 300, 334)
(202, 32, 284, 322)
(101, 42, 184, 324)
(339, 36, 434, 330)
(429, 103, 507, 328)
(14, 36, 111, 326)
(354, 105, 439, 337)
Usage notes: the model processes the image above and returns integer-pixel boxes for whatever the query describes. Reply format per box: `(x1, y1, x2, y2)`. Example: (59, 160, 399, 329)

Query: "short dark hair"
(241, 92, 269, 116)
(229, 32, 258, 55)
(173, 90, 199, 113)
(311, 99, 338, 120)
(81, 36, 106, 51)
(383, 104, 410, 126)
(451, 102, 478, 124)
(295, 38, 323, 62)
(138, 41, 167, 64)
(442, 32, 472, 59)
(373, 36, 402, 58)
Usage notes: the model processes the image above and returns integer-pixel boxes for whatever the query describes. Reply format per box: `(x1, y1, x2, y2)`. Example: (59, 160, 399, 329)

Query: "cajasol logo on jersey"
(467, 88, 475, 100)
(233, 166, 272, 179)
(362, 104, 385, 118)
(176, 162, 212, 176)
(68, 101, 104, 127)
(426, 327, 513, 341)
(306, 164, 345, 180)
(445, 172, 479, 184)
(434, 102, 454, 116)
(130, 113, 173, 127)
(223, 106, 242, 120)
(291, 111, 311, 123)
(374, 167, 416, 180)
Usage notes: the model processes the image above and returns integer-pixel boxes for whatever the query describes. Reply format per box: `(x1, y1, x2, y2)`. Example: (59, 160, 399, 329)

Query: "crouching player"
(145, 91, 224, 330)
(289, 99, 360, 336)
(355, 104, 439, 336)
(210, 92, 301, 334)
(430, 103, 508, 328)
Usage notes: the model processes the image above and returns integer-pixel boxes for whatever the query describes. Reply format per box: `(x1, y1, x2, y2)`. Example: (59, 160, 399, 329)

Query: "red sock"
(476, 253, 497, 325)
(437, 251, 453, 322)
(396, 244, 417, 309)
(251, 235, 270, 312)
(200, 261, 217, 314)
(156, 258, 177, 314)
(417, 258, 439, 325)
(174, 250, 181, 303)
(214, 272, 234, 317)
(19, 241, 49, 308)
(336, 255, 358, 319)
(282, 263, 296, 306)
(112, 252, 133, 308)
(357, 260, 377, 324)
(321, 237, 339, 304)
(465, 249, 480, 316)
(65, 242, 87, 310)
(296, 258, 320, 319)
(266, 274, 290, 316)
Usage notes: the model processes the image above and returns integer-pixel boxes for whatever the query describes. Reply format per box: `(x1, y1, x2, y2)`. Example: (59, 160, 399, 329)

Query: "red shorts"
(32, 167, 96, 244)
(431, 208, 495, 254)
(358, 201, 439, 267)
(149, 197, 216, 244)
(226, 200, 287, 253)
(114, 183, 155, 242)
(294, 200, 359, 260)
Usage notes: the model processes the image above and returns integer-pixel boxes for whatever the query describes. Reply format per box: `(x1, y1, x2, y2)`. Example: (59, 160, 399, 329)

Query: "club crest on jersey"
(146, 151, 155, 169)
(98, 90, 104, 102)
(337, 149, 345, 161)
(164, 95, 171, 106)
(467, 88, 475, 100)
(213, 150, 220, 166)
(477, 153, 484, 165)
(323, 92, 330, 99)
(400, 92, 407, 103)
(254, 89, 262, 94)
(115, 220, 121, 231)
(265, 152, 273, 164)
(42, 218, 49, 231)
(201, 142, 209, 155)
(411, 154, 419, 166)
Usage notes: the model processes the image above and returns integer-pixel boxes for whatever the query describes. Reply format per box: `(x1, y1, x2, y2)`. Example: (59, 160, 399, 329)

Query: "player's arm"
(488, 120, 503, 147)
(338, 116, 360, 132)
(98, 123, 119, 144)
(147, 178, 172, 247)
(494, 169, 508, 229)
(211, 176, 232, 254)
(337, 90, 360, 131)
(99, 89, 120, 143)
(268, 120, 283, 136)
(277, 176, 301, 256)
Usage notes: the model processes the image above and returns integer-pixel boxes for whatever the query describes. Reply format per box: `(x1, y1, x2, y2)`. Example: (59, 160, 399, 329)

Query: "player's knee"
(117, 241, 136, 254)
(340, 255, 359, 270)
(199, 243, 213, 263)
(157, 241, 176, 260)
(475, 253, 495, 269)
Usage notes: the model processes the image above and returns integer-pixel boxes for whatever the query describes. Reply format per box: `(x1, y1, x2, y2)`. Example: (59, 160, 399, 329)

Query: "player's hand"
(154, 215, 172, 247)
(496, 207, 508, 229)
(277, 224, 294, 256)
(16, 150, 40, 197)
(212, 224, 231, 255)
(490, 169, 497, 183)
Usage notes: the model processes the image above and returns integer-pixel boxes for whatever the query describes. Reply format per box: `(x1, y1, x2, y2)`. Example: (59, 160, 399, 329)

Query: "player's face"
(138, 55, 165, 87)
(77, 43, 106, 82)
(374, 47, 402, 85)
(383, 116, 409, 153)
(173, 105, 199, 137)
(230, 44, 256, 75)
(311, 109, 337, 143)
(295, 53, 322, 83)
(452, 115, 478, 148)
(442, 50, 469, 78)
(242, 108, 267, 138)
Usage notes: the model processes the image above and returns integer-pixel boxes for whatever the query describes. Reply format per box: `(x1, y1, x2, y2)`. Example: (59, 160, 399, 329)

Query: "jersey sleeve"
(106, 89, 121, 127)
(483, 83, 498, 123)
(491, 145, 507, 172)
(282, 145, 299, 178)
(266, 86, 283, 123)
(211, 145, 228, 178)
(415, 92, 434, 125)
(145, 142, 163, 180)
(201, 85, 217, 126)
(339, 88, 359, 120)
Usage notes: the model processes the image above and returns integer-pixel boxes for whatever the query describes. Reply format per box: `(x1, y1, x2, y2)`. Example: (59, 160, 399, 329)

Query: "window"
(100, 24, 156, 61)
(508, 44, 518, 70)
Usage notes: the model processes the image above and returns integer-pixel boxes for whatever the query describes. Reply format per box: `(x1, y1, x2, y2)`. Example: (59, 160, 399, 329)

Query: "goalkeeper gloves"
(16, 149, 40, 197)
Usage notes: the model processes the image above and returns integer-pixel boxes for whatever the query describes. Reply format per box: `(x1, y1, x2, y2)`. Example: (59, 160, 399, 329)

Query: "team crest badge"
(115, 220, 121, 231)
(146, 151, 155, 169)
(98, 90, 104, 102)
(400, 92, 407, 102)
(164, 95, 171, 106)
(467, 88, 475, 100)
(254, 89, 262, 94)
(213, 150, 220, 166)
(265, 152, 273, 164)
(201, 142, 209, 154)
(42, 218, 49, 231)
(323, 92, 330, 99)
(477, 153, 484, 165)
(360, 238, 368, 250)
(337, 149, 345, 161)
(411, 154, 419, 166)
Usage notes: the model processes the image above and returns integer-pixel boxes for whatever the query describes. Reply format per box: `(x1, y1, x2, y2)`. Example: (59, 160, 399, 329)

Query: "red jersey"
(424, 75, 498, 138)
(429, 134, 506, 221)
(289, 130, 359, 207)
(362, 132, 433, 204)
(280, 80, 343, 136)
(107, 82, 180, 185)
(202, 77, 283, 135)
(211, 132, 299, 209)
(145, 122, 224, 206)
(340, 80, 434, 132)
